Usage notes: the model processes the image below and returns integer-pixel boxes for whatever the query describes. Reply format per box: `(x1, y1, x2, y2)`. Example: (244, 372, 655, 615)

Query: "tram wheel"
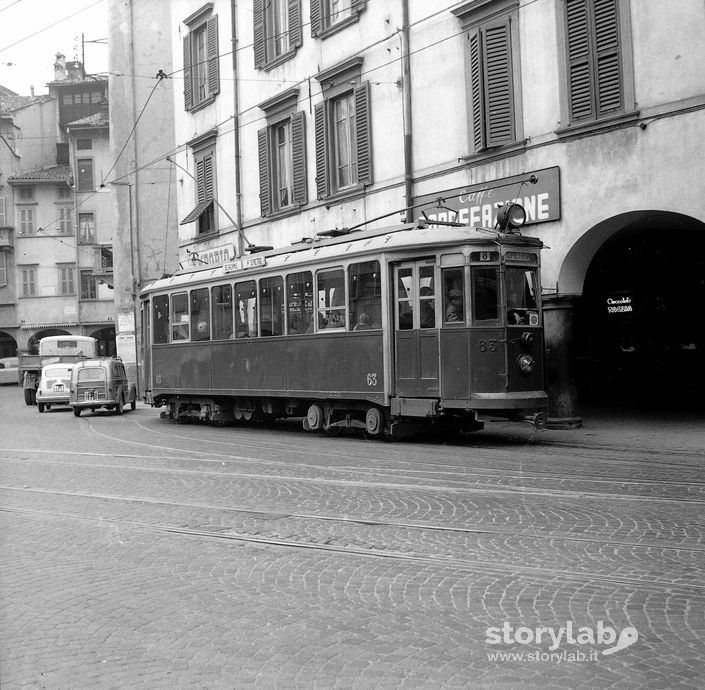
(305, 404, 324, 431)
(365, 407, 384, 437)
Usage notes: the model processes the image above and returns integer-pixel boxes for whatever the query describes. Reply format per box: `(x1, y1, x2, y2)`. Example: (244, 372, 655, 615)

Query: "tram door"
(394, 260, 440, 397)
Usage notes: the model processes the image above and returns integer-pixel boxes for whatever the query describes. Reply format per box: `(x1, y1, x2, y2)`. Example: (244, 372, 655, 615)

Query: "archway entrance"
(0, 331, 17, 358)
(89, 327, 116, 357)
(27, 328, 71, 354)
(573, 213, 705, 408)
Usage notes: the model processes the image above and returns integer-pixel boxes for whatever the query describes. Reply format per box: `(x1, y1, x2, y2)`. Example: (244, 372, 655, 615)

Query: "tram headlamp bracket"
(496, 203, 527, 232)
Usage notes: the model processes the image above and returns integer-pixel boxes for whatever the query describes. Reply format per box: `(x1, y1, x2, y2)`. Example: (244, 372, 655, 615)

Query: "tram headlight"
(496, 203, 527, 231)
(516, 353, 535, 375)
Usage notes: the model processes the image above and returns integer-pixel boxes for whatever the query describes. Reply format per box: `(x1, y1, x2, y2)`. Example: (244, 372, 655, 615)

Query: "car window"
(77, 368, 106, 381)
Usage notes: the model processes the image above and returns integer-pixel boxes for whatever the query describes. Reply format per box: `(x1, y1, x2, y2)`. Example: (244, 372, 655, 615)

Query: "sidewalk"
(489, 403, 705, 454)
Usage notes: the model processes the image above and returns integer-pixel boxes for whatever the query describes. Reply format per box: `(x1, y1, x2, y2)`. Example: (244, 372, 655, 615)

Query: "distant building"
(0, 54, 116, 359)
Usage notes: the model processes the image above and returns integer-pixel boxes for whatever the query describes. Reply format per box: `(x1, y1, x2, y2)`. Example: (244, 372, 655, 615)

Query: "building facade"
(124, 0, 704, 417)
(0, 57, 118, 359)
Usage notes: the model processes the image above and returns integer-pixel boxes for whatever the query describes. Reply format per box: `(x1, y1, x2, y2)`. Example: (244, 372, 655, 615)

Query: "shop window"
(211, 284, 234, 339)
(286, 271, 313, 334)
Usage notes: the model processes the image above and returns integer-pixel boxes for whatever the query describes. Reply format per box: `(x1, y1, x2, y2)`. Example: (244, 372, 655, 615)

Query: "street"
(1, 384, 704, 689)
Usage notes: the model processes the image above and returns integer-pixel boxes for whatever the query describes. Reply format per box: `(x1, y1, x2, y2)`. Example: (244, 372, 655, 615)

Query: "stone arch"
(0, 331, 18, 358)
(88, 326, 116, 357)
(26, 328, 72, 355)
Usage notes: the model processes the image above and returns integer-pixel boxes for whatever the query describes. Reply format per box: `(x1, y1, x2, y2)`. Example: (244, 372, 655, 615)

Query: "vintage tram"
(139, 209, 547, 438)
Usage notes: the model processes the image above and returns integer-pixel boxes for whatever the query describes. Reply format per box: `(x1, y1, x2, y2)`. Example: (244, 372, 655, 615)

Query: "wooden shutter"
(253, 0, 266, 69)
(483, 21, 514, 146)
(566, 0, 621, 121)
(469, 31, 485, 150)
(354, 82, 372, 186)
(593, 0, 621, 115)
(351, 0, 367, 11)
(566, 0, 593, 120)
(310, 0, 322, 36)
(207, 16, 220, 97)
(314, 102, 329, 199)
(183, 35, 193, 110)
(291, 112, 308, 205)
(203, 154, 214, 200)
(196, 158, 205, 203)
(289, 0, 302, 48)
(258, 127, 271, 216)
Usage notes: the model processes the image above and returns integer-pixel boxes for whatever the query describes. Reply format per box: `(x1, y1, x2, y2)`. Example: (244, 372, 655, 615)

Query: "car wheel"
(130, 398, 136, 411)
(24, 388, 35, 406)
(38, 403, 45, 413)
(73, 407, 81, 417)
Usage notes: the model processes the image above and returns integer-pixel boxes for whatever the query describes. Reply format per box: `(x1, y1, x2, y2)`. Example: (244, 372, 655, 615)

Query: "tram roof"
(141, 221, 543, 295)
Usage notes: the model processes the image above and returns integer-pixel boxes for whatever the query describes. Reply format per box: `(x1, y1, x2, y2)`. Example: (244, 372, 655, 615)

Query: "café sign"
(414, 166, 560, 228)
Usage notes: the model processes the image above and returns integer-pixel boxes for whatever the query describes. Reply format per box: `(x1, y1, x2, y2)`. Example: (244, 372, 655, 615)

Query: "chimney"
(53, 53, 67, 81)
(67, 60, 84, 80)
(30, 86, 35, 96)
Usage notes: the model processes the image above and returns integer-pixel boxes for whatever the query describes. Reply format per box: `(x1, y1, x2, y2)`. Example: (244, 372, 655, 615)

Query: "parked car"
(36, 364, 74, 412)
(69, 357, 137, 416)
(0, 356, 19, 385)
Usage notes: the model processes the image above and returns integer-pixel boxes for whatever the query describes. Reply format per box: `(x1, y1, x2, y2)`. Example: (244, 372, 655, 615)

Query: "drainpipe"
(401, 0, 413, 220)
(231, 0, 244, 255)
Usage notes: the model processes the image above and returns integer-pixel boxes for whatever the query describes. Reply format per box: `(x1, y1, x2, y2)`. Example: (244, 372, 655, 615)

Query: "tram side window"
(191, 288, 210, 341)
(153, 295, 170, 344)
(212, 285, 234, 339)
(171, 292, 190, 340)
(259, 276, 284, 336)
(287, 271, 313, 334)
(419, 265, 436, 329)
(442, 268, 465, 324)
(317, 268, 346, 330)
(349, 261, 381, 331)
(397, 267, 413, 330)
(235, 280, 257, 337)
(506, 267, 539, 326)
(472, 266, 499, 323)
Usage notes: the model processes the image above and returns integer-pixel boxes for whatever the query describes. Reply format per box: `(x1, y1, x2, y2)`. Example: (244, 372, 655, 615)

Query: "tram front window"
(472, 267, 499, 323)
(506, 267, 539, 326)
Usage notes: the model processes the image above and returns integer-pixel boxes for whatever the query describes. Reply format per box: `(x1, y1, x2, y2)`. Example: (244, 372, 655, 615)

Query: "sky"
(0, 0, 108, 96)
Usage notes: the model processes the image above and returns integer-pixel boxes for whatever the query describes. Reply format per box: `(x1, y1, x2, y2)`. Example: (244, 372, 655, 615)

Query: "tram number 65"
(478, 340, 497, 353)
(366, 373, 378, 386)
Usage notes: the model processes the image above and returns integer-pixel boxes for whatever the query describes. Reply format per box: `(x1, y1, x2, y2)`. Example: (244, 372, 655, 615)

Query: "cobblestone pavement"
(1, 389, 704, 689)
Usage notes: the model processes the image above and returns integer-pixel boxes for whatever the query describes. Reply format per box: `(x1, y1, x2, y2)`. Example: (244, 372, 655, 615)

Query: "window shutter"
(203, 154, 214, 200)
(196, 158, 206, 203)
(291, 111, 308, 205)
(310, 0, 322, 36)
(469, 31, 485, 150)
(593, 0, 621, 115)
(566, 0, 593, 121)
(289, 0, 302, 48)
(207, 16, 220, 96)
(314, 102, 329, 199)
(483, 21, 514, 146)
(354, 82, 372, 186)
(351, 0, 367, 11)
(258, 127, 271, 216)
(183, 35, 193, 110)
(253, 0, 266, 69)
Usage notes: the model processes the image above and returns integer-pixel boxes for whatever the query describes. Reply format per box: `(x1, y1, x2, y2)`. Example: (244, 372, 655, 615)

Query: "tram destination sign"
(414, 166, 560, 228)
(224, 255, 267, 273)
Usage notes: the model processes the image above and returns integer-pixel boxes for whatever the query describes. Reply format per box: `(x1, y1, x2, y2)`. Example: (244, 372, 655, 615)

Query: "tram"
(139, 205, 547, 438)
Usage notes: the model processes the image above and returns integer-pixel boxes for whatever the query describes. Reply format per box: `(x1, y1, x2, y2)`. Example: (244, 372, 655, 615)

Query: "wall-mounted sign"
(198, 243, 237, 266)
(223, 255, 267, 273)
(414, 166, 560, 228)
(606, 295, 633, 315)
